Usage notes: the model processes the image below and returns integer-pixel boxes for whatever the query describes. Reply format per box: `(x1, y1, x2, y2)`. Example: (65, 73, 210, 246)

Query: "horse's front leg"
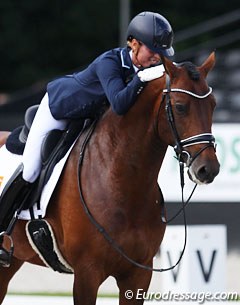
(73, 264, 105, 305)
(117, 266, 153, 305)
(0, 257, 24, 304)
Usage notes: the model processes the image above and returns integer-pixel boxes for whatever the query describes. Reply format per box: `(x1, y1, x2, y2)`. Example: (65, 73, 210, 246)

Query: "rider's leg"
(0, 93, 68, 266)
(22, 93, 68, 183)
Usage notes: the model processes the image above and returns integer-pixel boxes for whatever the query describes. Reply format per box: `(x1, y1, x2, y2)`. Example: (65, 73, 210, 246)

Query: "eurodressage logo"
(0, 176, 3, 187)
(124, 289, 239, 304)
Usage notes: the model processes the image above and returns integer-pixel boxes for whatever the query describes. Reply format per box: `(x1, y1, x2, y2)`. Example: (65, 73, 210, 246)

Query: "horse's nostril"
(197, 164, 218, 183)
(198, 165, 208, 179)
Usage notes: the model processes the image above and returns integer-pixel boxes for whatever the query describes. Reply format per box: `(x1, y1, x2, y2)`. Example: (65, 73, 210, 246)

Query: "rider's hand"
(138, 65, 165, 82)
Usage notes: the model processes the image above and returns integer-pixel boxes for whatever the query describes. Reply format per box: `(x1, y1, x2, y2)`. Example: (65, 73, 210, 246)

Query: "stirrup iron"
(0, 231, 14, 267)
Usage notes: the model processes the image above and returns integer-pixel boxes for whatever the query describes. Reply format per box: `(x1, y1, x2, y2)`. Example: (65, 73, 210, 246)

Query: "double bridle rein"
(77, 73, 216, 273)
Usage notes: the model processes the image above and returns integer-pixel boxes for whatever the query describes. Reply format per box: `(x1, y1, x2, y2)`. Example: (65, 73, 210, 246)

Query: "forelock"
(176, 61, 200, 81)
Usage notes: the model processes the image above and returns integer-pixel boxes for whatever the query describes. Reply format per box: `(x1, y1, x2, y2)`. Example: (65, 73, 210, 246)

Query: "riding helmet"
(126, 11, 174, 57)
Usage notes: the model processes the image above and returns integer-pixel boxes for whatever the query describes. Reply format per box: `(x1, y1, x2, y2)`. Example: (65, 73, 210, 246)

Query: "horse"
(0, 53, 220, 305)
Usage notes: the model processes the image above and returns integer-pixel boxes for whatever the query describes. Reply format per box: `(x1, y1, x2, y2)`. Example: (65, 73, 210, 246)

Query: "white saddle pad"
(0, 144, 73, 220)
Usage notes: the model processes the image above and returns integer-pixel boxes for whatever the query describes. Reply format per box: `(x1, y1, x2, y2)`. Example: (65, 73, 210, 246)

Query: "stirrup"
(0, 231, 14, 267)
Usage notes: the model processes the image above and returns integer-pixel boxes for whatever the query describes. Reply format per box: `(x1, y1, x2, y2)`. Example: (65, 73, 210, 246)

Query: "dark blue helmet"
(127, 11, 174, 57)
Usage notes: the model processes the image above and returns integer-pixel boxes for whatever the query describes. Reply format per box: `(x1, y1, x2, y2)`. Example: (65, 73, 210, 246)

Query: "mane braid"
(177, 61, 200, 81)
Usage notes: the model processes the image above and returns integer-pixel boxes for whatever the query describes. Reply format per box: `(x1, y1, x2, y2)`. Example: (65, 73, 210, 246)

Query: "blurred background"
(0, 0, 239, 127)
(0, 0, 239, 299)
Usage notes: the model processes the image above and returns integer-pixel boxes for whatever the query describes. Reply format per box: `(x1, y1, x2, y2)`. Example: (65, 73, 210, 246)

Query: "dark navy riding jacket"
(47, 47, 145, 120)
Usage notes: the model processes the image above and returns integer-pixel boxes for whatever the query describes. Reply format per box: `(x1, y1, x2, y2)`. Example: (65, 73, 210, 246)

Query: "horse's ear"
(198, 52, 216, 78)
(160, 55, 178, 79)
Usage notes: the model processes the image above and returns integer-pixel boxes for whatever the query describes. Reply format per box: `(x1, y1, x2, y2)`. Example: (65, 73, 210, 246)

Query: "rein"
(77, 74, 216, 273)
(77, 121, 182, 272)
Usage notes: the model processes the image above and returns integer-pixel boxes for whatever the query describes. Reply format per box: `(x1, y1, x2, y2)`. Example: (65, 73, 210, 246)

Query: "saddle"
(5, 105, 91, 210)
(1, 105, 94, 271)
(6, 105, 39, 155)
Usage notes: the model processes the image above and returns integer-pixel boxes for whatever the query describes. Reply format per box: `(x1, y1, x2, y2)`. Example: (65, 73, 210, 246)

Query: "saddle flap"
(41, 129, 64, 164)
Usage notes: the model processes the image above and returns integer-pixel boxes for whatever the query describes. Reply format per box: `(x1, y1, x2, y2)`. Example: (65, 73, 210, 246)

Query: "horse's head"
(159, 52, 220, 184)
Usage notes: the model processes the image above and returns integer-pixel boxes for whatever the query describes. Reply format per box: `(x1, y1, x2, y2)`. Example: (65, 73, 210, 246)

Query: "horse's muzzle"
(187, 159, 220, 185)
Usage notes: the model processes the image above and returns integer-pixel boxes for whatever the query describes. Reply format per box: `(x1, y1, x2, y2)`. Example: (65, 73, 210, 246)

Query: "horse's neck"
(95, 83, 167, 184)
(68, 82, 168, 214)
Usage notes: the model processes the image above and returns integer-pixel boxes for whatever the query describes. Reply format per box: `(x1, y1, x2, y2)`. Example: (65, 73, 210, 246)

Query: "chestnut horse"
(0, 53, 219, 305)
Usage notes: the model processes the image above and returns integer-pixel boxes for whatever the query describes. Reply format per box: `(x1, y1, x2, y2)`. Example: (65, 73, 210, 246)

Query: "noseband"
(162, 74, 216, 167)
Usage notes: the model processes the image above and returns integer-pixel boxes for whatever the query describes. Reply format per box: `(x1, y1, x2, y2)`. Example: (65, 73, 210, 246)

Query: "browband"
(163, 87, 212, 99)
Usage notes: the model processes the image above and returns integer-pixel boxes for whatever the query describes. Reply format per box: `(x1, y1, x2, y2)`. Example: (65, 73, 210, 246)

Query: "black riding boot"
(0, 163, 32, 267)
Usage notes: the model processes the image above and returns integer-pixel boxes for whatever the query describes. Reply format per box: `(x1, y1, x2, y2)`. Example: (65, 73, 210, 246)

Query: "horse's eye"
(175, 103, 187, 114)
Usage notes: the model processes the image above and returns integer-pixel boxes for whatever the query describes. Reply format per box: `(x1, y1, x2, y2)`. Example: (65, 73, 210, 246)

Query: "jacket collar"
(120, 47, 133, 69)
(120, 47, 136, 83)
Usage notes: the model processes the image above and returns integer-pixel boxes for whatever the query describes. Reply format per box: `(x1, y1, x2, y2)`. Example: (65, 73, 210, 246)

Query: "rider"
(0, 11, 174, 266)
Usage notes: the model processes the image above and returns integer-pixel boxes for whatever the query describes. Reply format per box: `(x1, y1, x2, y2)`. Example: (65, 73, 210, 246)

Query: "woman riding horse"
(0, 50, 219, 305)
(0, 51, 219, 305)
(0, 11, 174, 265)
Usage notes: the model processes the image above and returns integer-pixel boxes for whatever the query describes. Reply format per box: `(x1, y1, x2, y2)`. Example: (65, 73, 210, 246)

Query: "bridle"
(158, 73, 216, 223)
(163, 74, 216, 168)
(77, 73, 217, 273)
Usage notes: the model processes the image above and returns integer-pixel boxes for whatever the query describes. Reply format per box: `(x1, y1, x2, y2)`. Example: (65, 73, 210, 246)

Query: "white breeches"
(22, 93, 68, 183)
